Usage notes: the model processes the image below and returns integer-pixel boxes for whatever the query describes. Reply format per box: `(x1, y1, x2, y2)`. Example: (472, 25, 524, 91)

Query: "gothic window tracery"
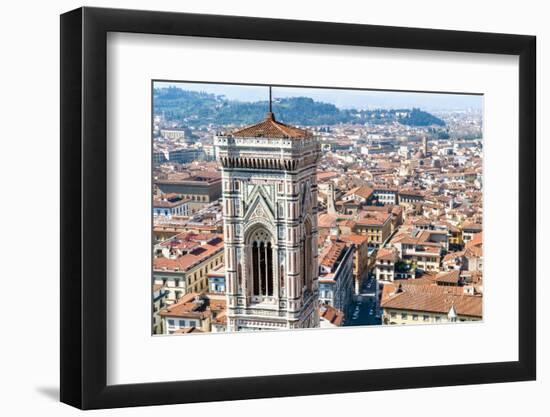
(302, 219, 313, 292)
(249, 227, 274, 297)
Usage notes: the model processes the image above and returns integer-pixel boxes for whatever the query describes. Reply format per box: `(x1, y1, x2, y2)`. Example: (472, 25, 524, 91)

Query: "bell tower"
(215, 107, 321, 331)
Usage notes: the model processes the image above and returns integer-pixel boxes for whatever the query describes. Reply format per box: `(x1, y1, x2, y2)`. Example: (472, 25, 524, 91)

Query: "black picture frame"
(60, 6, 536, 410)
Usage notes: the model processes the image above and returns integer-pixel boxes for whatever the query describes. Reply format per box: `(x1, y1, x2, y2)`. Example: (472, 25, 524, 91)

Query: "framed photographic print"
(60, 6, 536, 410)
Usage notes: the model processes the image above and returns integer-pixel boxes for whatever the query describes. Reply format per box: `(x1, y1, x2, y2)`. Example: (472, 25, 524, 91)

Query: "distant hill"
(153, 87, 445, 128)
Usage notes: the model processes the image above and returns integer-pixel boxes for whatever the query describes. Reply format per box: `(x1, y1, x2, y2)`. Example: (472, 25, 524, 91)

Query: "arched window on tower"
(302, 219, 313, 292)
(252, 242, 259, 296)
(267, 242, 273, 296)
(259, 242, 266, 295)
(249, 227, 274, 298)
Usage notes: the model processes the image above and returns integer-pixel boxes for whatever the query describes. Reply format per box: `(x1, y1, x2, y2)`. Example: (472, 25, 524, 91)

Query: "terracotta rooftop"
(376, 247, 398, 262)
(462, 222, 483, 232)
(317, 171, 339, 181)
(381, 291, 482, 318)
(154, 233, 223, 272)
(464, 245, 483, 258)
(343, 185, 374, 200)
(156, 172, 221, 185)
(317, 213, 345, 229)
(320, 241, 347, 270)
(232, 112, 312, 139)
(339, 233, 368, 246)
(159, 292, 227, 319)
(465, 232, 483, 249)
(153, 197, 190, 209)
(355, 212, 391, 227)
(435, 270, 461, 284)
(381, 282, 397, 303)
(442, 251, 465, 264)
(319, 305, 345, 326)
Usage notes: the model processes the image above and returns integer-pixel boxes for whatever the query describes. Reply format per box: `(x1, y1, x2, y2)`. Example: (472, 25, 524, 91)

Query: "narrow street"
(346, 274, 381, 326)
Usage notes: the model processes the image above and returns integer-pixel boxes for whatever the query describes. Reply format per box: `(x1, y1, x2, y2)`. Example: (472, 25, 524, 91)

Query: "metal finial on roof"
(269, 86, 272, 113)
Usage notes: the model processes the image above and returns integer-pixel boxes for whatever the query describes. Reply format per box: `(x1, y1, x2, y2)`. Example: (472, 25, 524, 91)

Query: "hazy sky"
(154, 81, 483, 112)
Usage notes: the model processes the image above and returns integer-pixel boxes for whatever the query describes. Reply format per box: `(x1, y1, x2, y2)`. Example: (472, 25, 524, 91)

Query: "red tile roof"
(320, 241, 347, 269)
(381, 291, 482, 317)
(435, 270, 461, 284)
(376, 247, 398, 262)
(159, 293, 227, 319)
(319, 305, 345, 326)
(465, 232, 483, 249)
(339, 233, 368, 246)
(355, 212, 391, 227)
(154, 234, 223, 272)
(232, 112, 312, 139)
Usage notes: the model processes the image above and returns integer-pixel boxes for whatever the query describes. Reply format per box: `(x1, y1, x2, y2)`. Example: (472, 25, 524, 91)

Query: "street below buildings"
(346, 275, 381, 326)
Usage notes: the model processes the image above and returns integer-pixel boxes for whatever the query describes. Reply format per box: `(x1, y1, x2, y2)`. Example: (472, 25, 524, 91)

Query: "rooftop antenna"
(269, 86, 272, 113)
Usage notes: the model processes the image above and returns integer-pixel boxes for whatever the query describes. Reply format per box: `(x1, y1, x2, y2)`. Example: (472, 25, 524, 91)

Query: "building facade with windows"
(153, 194, 190, 218)
(318, 240, 355, 319)
(152, 284, 169, 334)
(215, 111, 321, 331)
(153, 232, 224, 304)
(353, 212, 392, 249)
(160, 292, 227, 334)
(155, 173, 222, 203)
(381, 291, 482, 325)
(339, 233, 369, 294)
(375, 247, 399, 282)
(207, 263, 226, 294)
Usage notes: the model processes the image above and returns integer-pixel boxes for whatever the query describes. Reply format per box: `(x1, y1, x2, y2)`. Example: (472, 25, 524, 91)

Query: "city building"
(153, 150, 169, 164)
(153, 194, 190, 218)
(339, 233, 370, 294)
(372, 187, 398, 205)
(215, 111, 321, 331)
(207, 263, 226, 293)
(160, 292, 227, 334)
(168, 148, 204, 164)
(341, 185, 374, 204)
(381, 290, 482, 325)
(353, 212, 392, 249)
(160, 127, 187, 140)
(375, 247, 399, 282)
(153, 232, 224, 303)
(318, 240, 355, 319)
(462, 222, 483, 243)
(390, 229, 445, 272)
(319, 304, 345, 328)
(155, 172, 222, 204)
(152, 284, 169, 334)
(152, 85, 485, 333)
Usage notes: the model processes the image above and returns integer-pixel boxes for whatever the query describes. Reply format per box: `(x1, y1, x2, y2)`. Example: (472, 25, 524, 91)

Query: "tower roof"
(232, 112, 312, 139)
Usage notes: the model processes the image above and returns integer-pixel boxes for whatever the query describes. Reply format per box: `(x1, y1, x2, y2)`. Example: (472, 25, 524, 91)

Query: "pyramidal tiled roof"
(232, 112, 312, 139)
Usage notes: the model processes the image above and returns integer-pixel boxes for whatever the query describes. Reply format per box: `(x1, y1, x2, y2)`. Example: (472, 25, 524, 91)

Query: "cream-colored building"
(152, 284, 169, 334)
(339, 233, 370, 294)
(374, 247, 399, 282)
(159, 292, 227, 334)
(353, 213, 392, 249)
(390, 232, 443, 272)
(153, 232, 224, 304)
(381, 290, 482, 325)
